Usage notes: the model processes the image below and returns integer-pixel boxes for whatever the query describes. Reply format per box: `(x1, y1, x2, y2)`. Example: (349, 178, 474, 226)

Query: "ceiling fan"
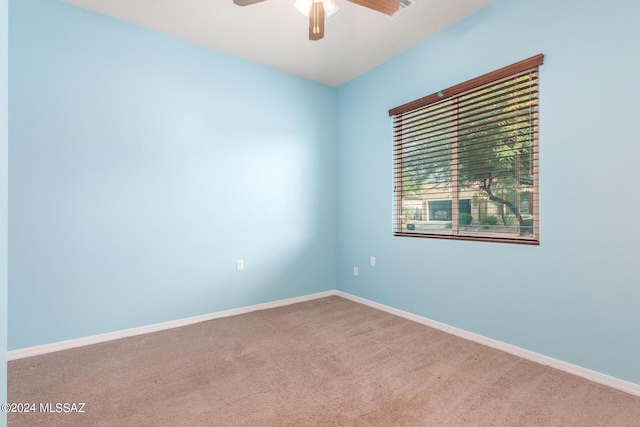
(233, 0, 401, 41)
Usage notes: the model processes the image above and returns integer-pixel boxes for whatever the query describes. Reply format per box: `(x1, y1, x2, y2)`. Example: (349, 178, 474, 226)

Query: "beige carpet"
(7, 296, 640, 426)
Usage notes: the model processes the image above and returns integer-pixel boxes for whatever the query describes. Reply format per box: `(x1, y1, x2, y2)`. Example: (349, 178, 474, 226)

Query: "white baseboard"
(8, 288, 640, 399)
(7, 290, 337, 361)
(336, 291, 640, 398)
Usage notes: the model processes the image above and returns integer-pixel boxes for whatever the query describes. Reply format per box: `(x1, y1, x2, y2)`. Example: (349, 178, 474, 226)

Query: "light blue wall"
(8, 0, 337, 349)
(337, 0, 640, 384)
(1, 0, 7, 423)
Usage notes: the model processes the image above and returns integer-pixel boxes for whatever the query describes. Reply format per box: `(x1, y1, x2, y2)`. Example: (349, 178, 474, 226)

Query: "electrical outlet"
(353, 266, 359, 276)
(370, 256, 376, 267)
(236, 260, 244, 271)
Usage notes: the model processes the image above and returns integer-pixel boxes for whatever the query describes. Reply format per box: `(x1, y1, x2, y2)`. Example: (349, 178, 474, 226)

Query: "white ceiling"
(64, 0, 492, 88)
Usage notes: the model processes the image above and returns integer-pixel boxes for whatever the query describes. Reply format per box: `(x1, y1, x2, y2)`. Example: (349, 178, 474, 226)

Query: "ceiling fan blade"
(348, 0, 400, 15)
(233, 0, 268, 6)
(309, 1, 325, 41)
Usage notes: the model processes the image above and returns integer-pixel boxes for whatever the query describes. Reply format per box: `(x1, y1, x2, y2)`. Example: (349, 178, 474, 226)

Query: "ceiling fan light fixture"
(322, 0, 340, 17)
(295, 0, 340, 18)
(294, 0, 311, 15)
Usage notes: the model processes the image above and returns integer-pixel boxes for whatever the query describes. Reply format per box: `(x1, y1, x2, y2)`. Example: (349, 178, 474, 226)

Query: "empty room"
(1, 0, 640, 425)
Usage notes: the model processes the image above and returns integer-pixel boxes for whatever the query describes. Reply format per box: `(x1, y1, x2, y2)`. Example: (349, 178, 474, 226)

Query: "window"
(389, 54, 543, 245)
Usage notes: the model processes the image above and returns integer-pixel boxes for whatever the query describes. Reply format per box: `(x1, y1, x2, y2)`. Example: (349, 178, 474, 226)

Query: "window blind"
(389, 54, 543, 245)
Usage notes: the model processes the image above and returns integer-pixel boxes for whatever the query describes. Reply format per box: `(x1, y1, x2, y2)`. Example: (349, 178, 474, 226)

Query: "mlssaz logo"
(39, 402, 86, 413)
